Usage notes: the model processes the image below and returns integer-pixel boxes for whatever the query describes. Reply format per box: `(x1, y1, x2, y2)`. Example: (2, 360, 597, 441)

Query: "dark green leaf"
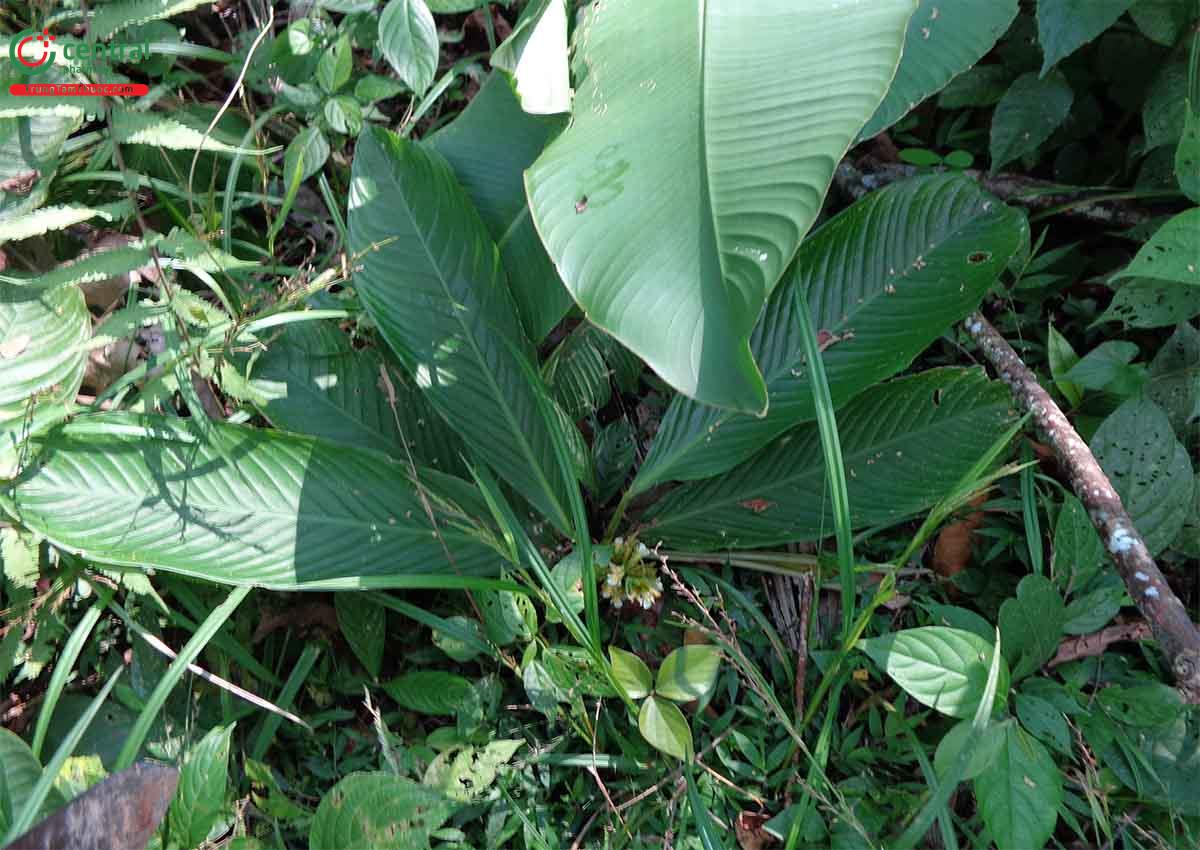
(1052, 494, 1106, 595)
(335, 594, 385, 678)
(166, 724, 234, 850)
(384, 672, 473, 715)
(1097, 278, 1200, 328)
(1016, 693, 1072, 754)
(309, 773, 456, 850)
(990, 71, 1074, 171)
(644, 368, 1015, 549)
(378, 0, 439, 96)
(975, 723, 1062, 850)
(1037, 0, 1136, 74)
(1115, 209, 1200, 286)
(998, 575, 1066, 680)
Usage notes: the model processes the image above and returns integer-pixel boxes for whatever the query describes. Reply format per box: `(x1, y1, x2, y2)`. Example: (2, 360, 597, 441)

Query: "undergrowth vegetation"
(0, 0, 1198, 848)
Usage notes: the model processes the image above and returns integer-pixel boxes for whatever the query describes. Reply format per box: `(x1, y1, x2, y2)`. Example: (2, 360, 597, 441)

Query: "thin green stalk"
(250, 643, 320, 760)
(1020, 444, 1043, 574)
(115, 585, 251, 770)
(794, 284, 856, 640)
(30, 586, 113, 759)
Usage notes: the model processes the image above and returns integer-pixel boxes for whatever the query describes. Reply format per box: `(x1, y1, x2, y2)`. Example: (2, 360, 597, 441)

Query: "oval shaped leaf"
(1113, 208, 1200, 286)
(638, 695, 693, 761)
(379, 0, 439, 96)
(383, 671, 473, 716)
(990, 71, 1074, 172)
(1037, 0, 1135, 74)
(609, 646, 652, 699)
(309, 772, 456, 850)
(644, 368, 1015, 549)
(349, 126, 575, 532)
(0, 281, 89, 434)
(974, 723, 1062, 850)
(632, 174, 1027, 492)
(526, 0, 914, 413)
(4, 414, 500, 589)
(655, 645, 721, 704)
(858, 626, 1010, 719)
(335, 594, 386, 678)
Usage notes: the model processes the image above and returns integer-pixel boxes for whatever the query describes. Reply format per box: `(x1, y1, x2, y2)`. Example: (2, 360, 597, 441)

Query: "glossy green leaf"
(643, 368, 1015, 549)
(247, 321, 463, 472)
(426, 73, 570, 343)
(491, 0, 570, 114)
(1037, 0, 1135, 74)
(638, 695, 693, 760)
(166, 724, 234, 850)
(0, 281, 89, 436)
(861, 0, 1018, 138)
(349, 127, 575, 532)
(975, 724, 1062, 850)
(1146, 322, 1199, 443)
(608, 646, 652, 699)
(998, 575, 1066, 680)
(335, 594, 385, 678)
(384, 672, 473, 716)
(1091, 397, 1194, 554)
(526, 0, 915, 413)
(309, 773, 456, 850)
(379, 0, 439, 96)
(633, 174, 1025, 492)
(656, 645, 721, 704)
(1114, 209, 1200, 286)
(4, 414, 500, 588)
(990, 71, 1074, 172)
(859, 626, 1009, 719)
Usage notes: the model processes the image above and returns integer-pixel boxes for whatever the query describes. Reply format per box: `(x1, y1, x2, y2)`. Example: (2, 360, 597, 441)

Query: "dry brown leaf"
(931, 493, 987, 578)
(735, 811, 773, 850)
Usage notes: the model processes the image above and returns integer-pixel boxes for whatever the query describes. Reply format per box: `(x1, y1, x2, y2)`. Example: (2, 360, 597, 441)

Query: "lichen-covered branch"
(964, 312, 1200, 703)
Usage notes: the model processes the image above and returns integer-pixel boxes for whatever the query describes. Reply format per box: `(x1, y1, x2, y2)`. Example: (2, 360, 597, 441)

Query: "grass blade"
(250, 642, 321, 761)
(115, 585, 251, 770)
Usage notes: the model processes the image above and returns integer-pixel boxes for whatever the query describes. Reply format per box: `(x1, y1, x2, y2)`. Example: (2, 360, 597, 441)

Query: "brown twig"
(835, 157, 1156, 229)
(964, 312, 1200, 702)
(1048, 621, 1153, 668)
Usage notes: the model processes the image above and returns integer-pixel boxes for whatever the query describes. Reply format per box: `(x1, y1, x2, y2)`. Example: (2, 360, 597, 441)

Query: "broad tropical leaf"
(0, 282, 89, 435)
(2, 414, 501, 589)
(526, 0, 915, 413)
(642, 368, 1014, 549)
(632, 174, 1026, 494)
(349, 127, 575, 531)
(426, 73, 571, 343)
(861, 0, 1018, 139)
(246, 321, 463, 473)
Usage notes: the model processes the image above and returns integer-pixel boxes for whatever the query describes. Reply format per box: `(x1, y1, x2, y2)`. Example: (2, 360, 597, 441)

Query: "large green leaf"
(426, 73, 571, 343)
(1114, 208, 1200, 287)
(642, 368, 1014, 549)
(861, 0, 1018, 139)
(1091, 397, 1193, 555)
(0, 282, 90, 435)
(989, 71, 1074, 172)
(491, 0, 570, 115)
(975, 724, 1062, 850)
(632, 175, 1026, 493)
(309, 773, 457, 850)
(526, 0, 915, 413)
(247, 321, 463, 473)
(349, 127, 574, 531)
(166, 724, 233, 850)
(1037, 0, 1135, 74)
(2, 414, 500, 588)
(859, 627, 1009, 719)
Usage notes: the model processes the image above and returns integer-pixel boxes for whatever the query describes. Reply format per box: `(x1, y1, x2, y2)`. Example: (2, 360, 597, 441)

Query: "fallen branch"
(1048, 621, 1152, 668)
(835, 157, 1154, 229)
(964, 312, 1200, 703)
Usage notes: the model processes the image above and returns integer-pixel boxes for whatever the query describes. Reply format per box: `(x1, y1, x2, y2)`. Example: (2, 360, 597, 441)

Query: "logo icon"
(10, 28, 56, 77)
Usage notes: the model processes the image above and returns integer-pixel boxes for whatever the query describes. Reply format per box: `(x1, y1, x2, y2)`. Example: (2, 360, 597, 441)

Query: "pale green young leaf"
(638, 695, 693, 760)
(608, 646, 652, 699)
(656, 645, 721, 704)
(379, 0, 439, 96)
